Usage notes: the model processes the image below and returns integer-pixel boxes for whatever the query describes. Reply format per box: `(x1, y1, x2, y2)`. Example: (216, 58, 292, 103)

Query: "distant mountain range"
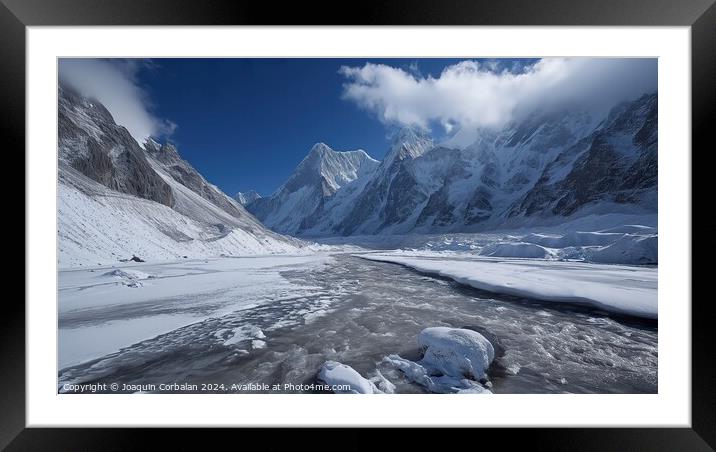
(58, 80, 657, 266)
(245, 93, 657, 236)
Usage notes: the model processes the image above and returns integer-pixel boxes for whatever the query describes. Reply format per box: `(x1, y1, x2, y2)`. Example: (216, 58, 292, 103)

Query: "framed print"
(6, 0, 715, 448)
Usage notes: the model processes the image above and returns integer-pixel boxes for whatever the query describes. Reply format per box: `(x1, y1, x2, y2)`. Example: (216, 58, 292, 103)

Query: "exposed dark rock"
(512, 93, 657, 218)
(58, 84, 175, 207)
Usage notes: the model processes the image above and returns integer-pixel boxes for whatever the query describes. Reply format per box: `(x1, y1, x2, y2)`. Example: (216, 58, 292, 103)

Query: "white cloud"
(59, 59, 175, 143)
(339, 58, 657, 136)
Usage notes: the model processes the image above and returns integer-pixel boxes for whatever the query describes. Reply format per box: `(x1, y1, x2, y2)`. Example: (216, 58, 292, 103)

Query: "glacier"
(56, 79, 659, 395)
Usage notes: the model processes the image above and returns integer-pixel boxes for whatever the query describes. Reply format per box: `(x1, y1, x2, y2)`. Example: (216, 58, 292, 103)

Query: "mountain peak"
(234, 190, 262, 206)
(309, 142, 333, 156)
(384, 126, 434, 166)
(391, 126, 427, 145)
(144, 137, 161, 152)
(291, 143, 378, 192)
(247, 143, 379, 234)
(144, 138, 177, 153)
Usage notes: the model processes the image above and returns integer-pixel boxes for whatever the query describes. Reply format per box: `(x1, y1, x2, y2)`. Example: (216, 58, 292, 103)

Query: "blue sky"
(137, 58, 529, 196)
(59, 57, 656, 197)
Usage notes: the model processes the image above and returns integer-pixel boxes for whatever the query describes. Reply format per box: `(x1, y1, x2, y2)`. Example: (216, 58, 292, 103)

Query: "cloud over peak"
(339, 58, 657, 138)
(59, 59, 176, 143)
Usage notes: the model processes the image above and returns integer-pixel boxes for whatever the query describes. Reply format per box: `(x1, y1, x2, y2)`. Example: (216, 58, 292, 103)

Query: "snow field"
(359, 253, 657, 319)
(59, 254, 333, 368)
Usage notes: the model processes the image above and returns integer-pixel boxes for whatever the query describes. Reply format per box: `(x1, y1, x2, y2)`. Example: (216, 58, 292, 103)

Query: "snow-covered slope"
(234, 190, 261, 205)
(247, 143, 379, 235)
(58, 84, 307, 267)
(255, 94, 657, 237)
(143, 138, 250, 222)
(327, 128, 437, 235)
(59, 166, 307, 267)
(509, 93, 657, 219)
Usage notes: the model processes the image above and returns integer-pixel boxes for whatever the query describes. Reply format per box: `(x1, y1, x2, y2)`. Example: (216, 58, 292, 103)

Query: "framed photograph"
(7, 0, 714, 448)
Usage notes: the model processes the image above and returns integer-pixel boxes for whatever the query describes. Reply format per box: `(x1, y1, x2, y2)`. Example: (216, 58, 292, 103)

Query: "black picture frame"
(5, 0, 714, 449)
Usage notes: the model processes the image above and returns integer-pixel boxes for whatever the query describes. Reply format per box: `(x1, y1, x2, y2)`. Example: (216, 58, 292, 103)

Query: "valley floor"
(58, 246, 657, 394)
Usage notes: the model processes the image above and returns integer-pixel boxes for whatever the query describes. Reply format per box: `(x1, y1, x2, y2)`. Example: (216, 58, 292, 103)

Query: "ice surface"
(587, 234, 657, 265)
(359, 253, 657, 319)
(317, 361, 381, 394)
(522, 231, 623, 248)
(480, 242, 553, 259)
(59, 254, 332, 368)
(58, 253, 657, 394)
(316, 218, 657, 266)
(482, 229, 657, 264)
(598, 224, 656, 234)
(59, 314, 203, 369)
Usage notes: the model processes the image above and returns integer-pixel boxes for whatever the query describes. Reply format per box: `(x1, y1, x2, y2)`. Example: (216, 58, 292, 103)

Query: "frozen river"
(58, 253, 657, 394)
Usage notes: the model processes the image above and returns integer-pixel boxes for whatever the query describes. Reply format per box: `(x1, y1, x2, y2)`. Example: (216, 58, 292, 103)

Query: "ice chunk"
(588, 234, 657, 265)
(371, 370, 396, 394)
(103, 268, 154, 280)
(223, 325, 266, 346)
(480, 242, 552, 259)
(383, 355, 493, 394)
(383, 354, 436, 390)
(384, 327, 494, 394)
(122, 280, 143, 288)
(418, 327, 495, 381)
(103, 268, 154, 288)
(317, 361, 381, 394)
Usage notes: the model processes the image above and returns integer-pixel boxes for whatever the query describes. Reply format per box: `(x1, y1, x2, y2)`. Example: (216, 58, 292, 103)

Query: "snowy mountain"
(143, 138, 248, 221)
(234, 190, 261, 205)
(58, 85, 174, 207)
(509, 93, 657, 219)
(327, 127, 436, 235)
(254, 94, 657, 237)
(246, 143, 379, 235)
(58, 84, 307, 267)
